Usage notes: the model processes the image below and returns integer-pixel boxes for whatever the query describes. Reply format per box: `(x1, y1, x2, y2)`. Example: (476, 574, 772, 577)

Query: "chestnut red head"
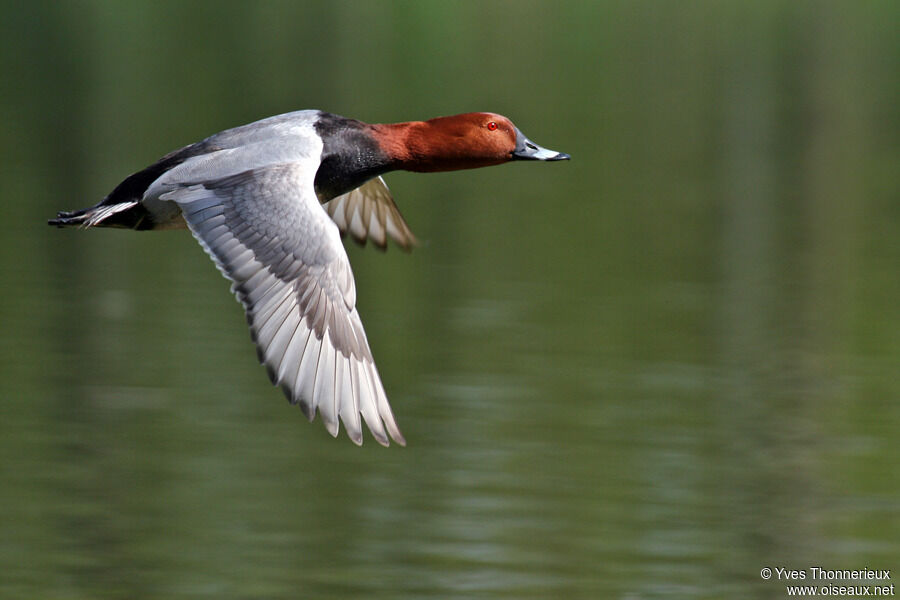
(375, 112, 569, 173)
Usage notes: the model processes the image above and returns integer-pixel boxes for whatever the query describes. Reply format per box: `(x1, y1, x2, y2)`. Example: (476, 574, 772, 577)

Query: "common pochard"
(49, 110, 569, 446)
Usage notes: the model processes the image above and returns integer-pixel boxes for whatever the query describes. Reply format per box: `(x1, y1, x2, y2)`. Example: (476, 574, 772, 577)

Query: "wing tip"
(389, 427, 407, 447)
(363, 423, 405, 447)
(282, 382, 405, 447)
(347, 428, 364, 446)
(397, 236, 417, 253)
(324, 418, 340, 438)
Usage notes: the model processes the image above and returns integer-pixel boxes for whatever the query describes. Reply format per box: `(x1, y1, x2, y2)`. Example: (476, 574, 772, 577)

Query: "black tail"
(48, 207, 90, 228)
(48, 136, 212, 231)
(48, 200, 152, 229)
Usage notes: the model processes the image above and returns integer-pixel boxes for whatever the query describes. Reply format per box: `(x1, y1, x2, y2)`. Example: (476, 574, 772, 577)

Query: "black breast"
(313, 112, 392, 201)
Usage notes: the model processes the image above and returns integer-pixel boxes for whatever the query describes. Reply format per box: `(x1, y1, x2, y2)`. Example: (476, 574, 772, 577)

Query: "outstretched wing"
(323, 177, 418, 250)
(160, 163, 404, 446)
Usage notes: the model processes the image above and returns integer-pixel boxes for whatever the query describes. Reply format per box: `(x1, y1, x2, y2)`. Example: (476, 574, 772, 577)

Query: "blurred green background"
(1, 1, 898, 598)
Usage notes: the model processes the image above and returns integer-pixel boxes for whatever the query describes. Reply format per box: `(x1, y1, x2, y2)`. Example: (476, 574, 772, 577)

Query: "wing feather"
(160, 163, 403, 446)
(323, 176, 417, 251)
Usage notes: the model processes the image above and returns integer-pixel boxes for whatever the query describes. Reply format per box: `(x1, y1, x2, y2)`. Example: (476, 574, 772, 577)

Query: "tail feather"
(48, 138, 205, 231)
(48, 200, 150, 229)
(48, 208, 88, 227)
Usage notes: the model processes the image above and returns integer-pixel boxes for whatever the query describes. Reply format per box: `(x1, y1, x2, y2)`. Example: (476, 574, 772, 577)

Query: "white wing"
(323, 176, 418, 250)
(159, 162, 404, 446)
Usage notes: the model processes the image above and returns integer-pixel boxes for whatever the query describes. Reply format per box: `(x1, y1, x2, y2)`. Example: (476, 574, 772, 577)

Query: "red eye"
(487, 121, 498, 131)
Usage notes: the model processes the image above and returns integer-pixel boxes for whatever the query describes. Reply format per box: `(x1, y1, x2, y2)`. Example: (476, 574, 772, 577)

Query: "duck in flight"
(49, 110, 569, 446)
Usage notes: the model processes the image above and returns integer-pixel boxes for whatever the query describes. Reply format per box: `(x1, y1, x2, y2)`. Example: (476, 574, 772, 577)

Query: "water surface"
(1, 2, 898, 598)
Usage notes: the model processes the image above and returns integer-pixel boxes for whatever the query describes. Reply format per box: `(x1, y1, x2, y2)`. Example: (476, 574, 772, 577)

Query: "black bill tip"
(512, 128, 570, 161)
